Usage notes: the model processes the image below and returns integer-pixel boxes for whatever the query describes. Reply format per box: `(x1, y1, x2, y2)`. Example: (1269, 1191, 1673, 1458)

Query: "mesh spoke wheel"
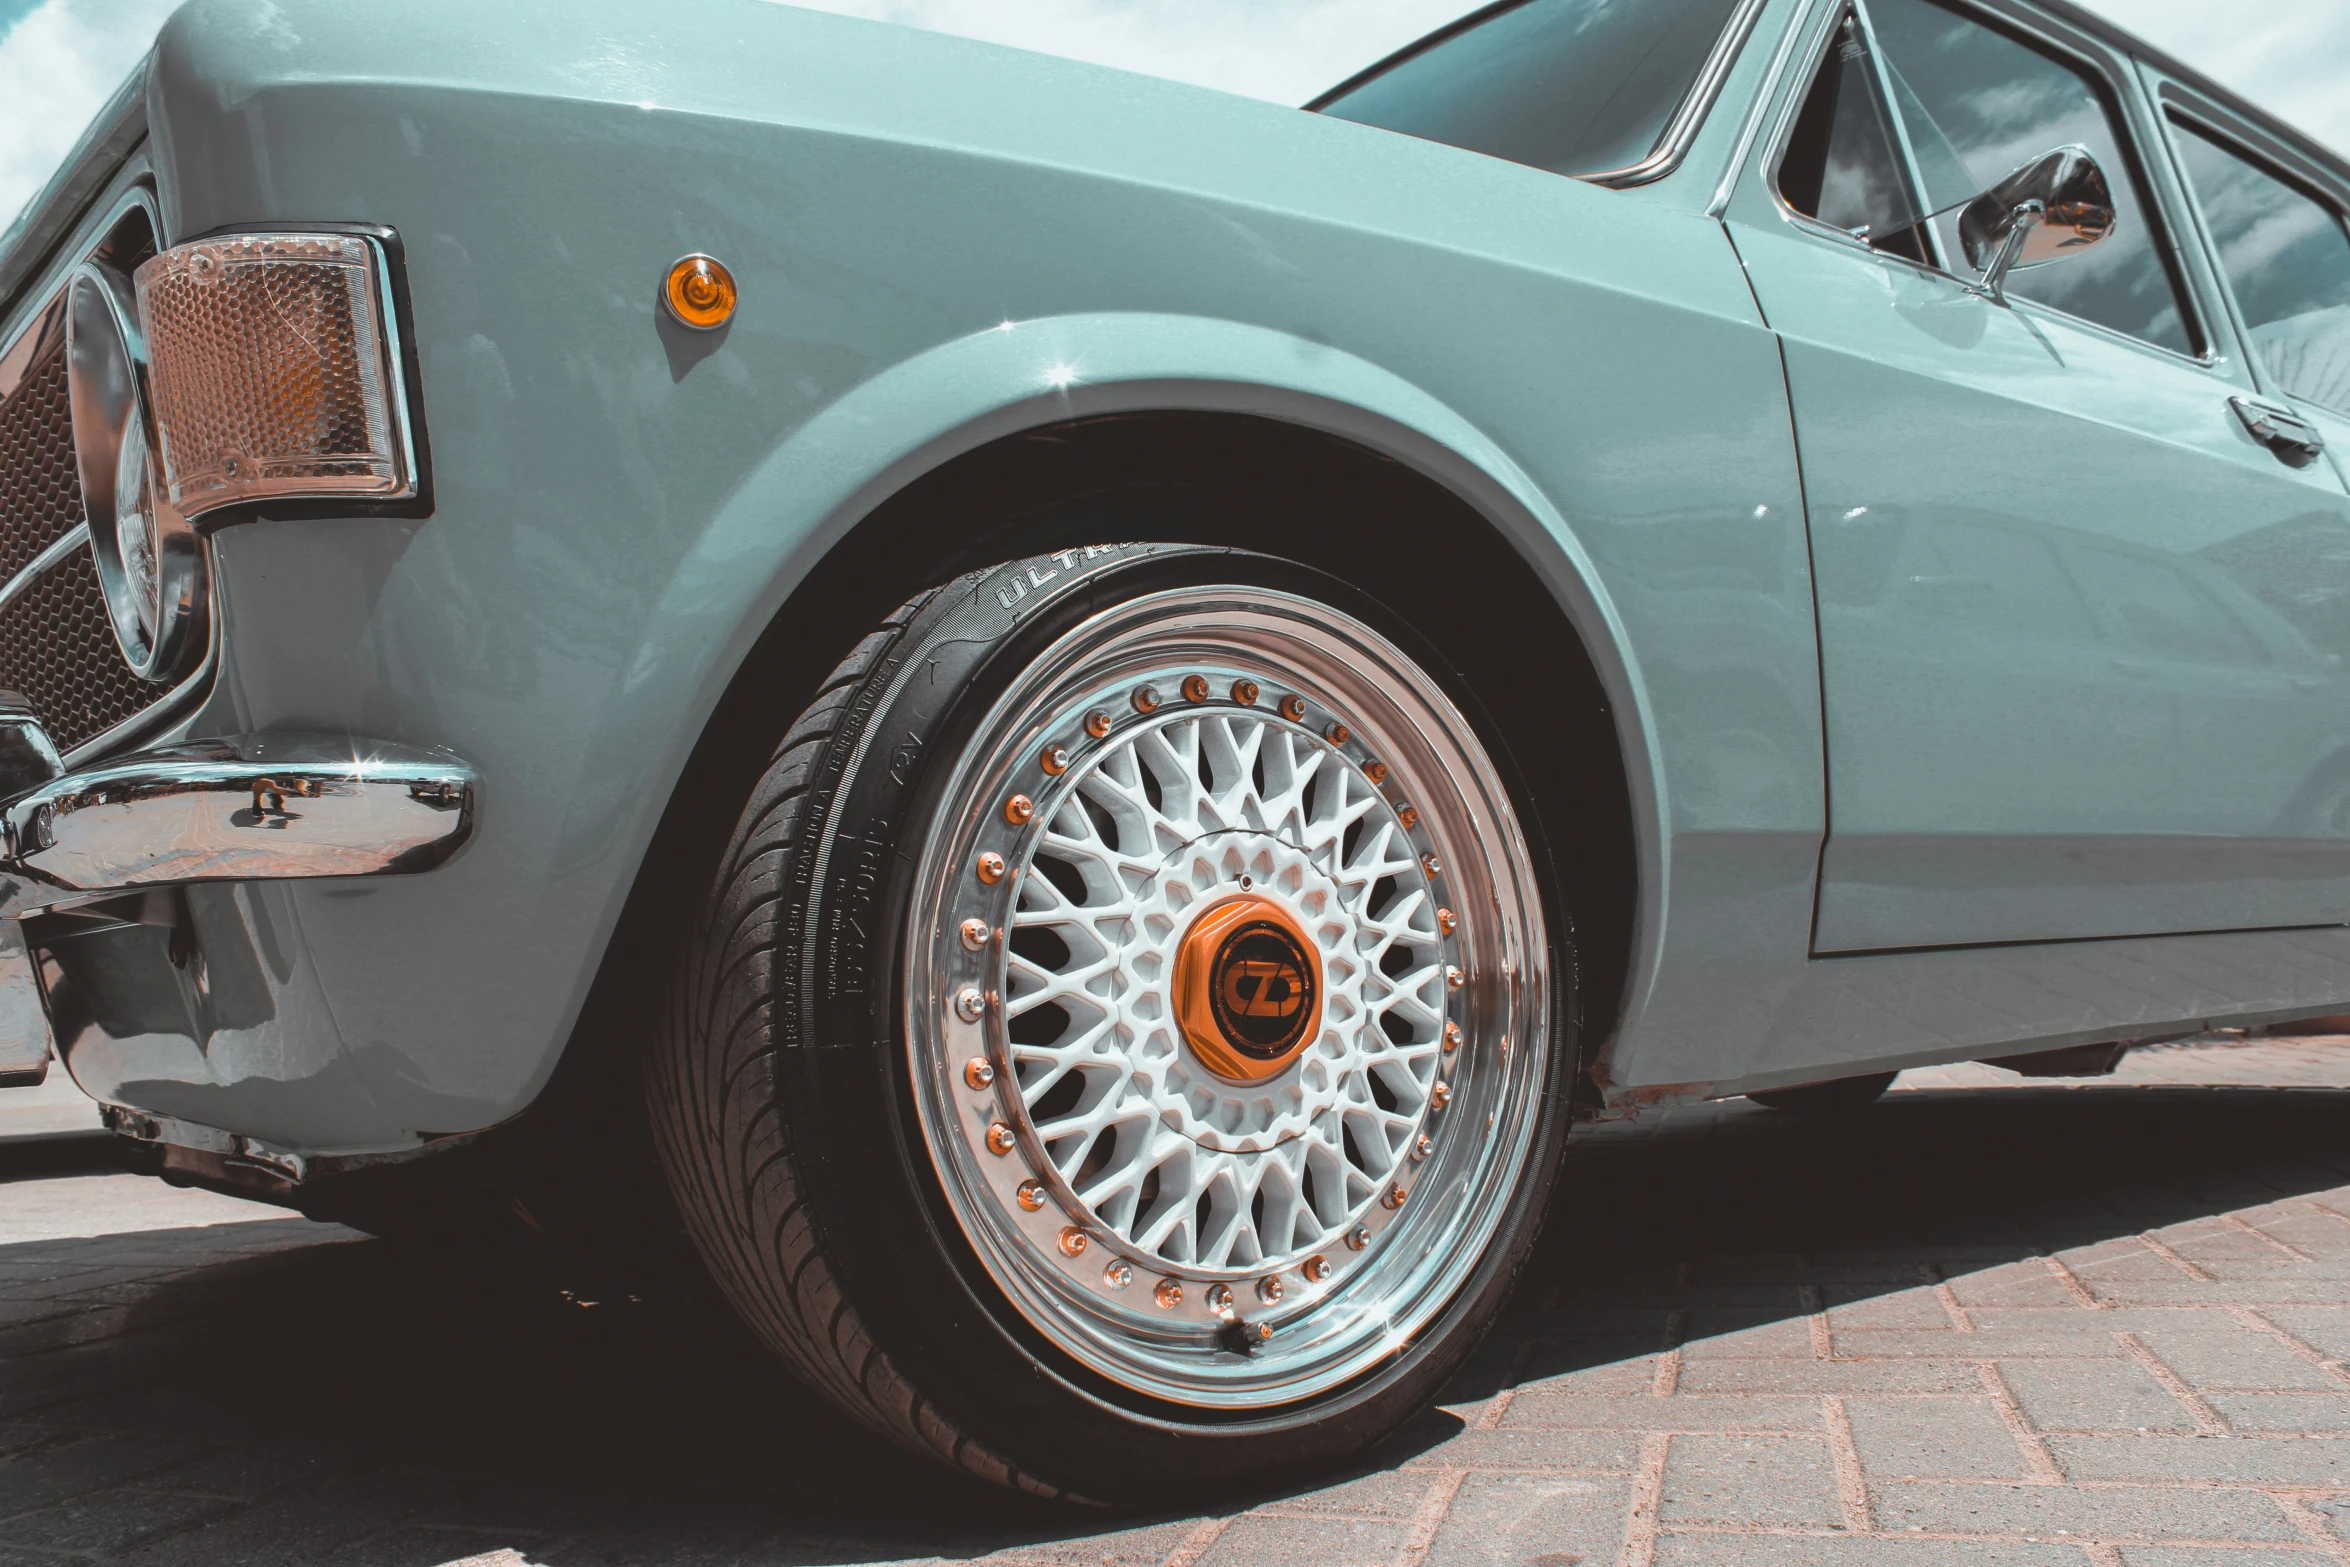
(651, 544, 1570, 1499)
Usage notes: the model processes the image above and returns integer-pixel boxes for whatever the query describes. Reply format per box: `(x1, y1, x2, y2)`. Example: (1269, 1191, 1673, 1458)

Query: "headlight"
(65, 262, 204, 683)
(133, 232, 415, 517)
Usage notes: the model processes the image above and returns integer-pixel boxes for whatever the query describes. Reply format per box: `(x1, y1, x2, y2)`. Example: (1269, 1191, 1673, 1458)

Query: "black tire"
(645, 544, 1575, 1503)
(1747, 1072, 1897, 1114)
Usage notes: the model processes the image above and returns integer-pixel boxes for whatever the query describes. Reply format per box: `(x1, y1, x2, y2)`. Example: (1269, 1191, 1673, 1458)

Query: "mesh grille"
(0, 323, 176, 754)
(0, 550, 153, 751)
(0, 339, 81, 583)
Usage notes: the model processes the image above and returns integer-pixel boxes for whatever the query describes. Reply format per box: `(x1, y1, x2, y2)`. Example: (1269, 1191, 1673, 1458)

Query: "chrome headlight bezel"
(64, 260, 207, 684)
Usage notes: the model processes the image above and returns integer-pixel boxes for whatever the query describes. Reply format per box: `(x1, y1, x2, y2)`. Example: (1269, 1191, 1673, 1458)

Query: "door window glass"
(1862, 0, 2198, 356)
(1316, 0, 1749, 180)
(1776, 10, 1931, 265)
(2170, 122, 2350, 417)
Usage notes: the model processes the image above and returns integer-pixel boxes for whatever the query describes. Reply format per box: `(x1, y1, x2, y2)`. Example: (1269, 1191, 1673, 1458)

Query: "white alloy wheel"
(906, 586, 1548, 1406)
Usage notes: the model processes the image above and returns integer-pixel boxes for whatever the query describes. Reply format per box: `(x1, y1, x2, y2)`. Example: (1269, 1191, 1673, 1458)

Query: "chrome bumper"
(0, 724, 477, 1085)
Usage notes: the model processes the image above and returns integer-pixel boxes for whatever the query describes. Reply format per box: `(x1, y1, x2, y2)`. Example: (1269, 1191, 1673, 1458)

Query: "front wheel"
(647, 544, 1571, 1502)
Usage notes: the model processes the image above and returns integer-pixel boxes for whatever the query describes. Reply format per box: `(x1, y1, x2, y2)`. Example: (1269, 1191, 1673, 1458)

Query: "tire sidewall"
(776, 542, 1575, 1499)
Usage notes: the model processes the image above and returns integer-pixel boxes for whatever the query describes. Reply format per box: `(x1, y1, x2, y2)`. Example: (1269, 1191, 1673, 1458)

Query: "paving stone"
(1826, 1288, 1957, 1332)
(1650, 1533, 2089, 1563)
(2046, 1435, 2350, 1485)
(1997, 1358, 2200, 1433)
(1846, 1398, 2036, 1482)
(2207, 1392, 2350, 1431)
(1674, 1359, 1980, 1395)
(1420, 1473, 1629, 1567)
(1192, 1510, 1406, 1567)
(1657, 1433, 1844, 1529)
(2129, 1326, 2342, 1391)
(1246, 1468, 1431, 1521)
(2116, 1551, 2335, 1567)
(1870, 1479, 2301, 1543)
(1678, 1314, 1818, 1357)
(1831, 1331, 2129, 1360)
(2260, 1307, 2350, 1360)
(1501, 1393, 1823, 1433)
(1396, 1429, 1644, 1472)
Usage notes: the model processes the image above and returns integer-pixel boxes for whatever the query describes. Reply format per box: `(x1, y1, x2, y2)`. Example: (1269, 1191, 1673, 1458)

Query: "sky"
(2, 0, 2346, 232)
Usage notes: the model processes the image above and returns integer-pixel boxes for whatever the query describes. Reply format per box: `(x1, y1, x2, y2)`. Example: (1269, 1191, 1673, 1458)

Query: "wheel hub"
(1175, 891, 1320, 1082)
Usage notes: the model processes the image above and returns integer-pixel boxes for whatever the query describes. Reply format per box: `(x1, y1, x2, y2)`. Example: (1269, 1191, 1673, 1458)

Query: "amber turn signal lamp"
(664, 253, 736, 330)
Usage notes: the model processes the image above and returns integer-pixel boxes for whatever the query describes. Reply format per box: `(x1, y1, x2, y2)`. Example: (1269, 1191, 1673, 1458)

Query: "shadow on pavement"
(7, 1083, 2350, 1561)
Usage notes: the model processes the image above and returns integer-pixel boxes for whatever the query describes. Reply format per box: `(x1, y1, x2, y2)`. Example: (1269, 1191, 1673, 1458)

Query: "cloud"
(0, 0, 2341, 245)
(0, 0, 179, 232)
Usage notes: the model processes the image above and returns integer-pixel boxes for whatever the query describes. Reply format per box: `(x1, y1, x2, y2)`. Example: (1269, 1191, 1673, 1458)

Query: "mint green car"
(2, 0, 2347, 1501)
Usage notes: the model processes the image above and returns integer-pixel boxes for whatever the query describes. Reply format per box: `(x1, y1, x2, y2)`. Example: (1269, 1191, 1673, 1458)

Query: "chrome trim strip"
(1592, 0, 1774, 188)
(0, 730, 478, 919)
(0, 524, 89, 617)
(1709, 0, 1829, 216)
(0, 183, 157, 377)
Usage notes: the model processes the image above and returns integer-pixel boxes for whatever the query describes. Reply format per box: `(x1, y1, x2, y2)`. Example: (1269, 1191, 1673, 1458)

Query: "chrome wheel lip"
(905, 585, 1548, 1409)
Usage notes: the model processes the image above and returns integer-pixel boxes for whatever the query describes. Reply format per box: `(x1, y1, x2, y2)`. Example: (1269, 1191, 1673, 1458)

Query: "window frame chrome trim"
(1588, 0, 1775, 187)
(1747, 0, 2225, 373)
(2154, 91, 2350, 420)
(1309, 0, 1774, 190)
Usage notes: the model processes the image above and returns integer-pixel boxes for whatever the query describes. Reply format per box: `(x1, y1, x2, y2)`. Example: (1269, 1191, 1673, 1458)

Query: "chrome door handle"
(2232, 396, 2325, 468)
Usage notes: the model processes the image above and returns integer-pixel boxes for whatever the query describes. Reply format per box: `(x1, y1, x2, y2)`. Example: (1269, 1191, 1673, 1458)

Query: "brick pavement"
(13, 1038, 2350, 1563)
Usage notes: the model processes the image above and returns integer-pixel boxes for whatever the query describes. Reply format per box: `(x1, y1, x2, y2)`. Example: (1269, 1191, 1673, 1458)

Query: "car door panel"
(1725, 0, 2350, 954)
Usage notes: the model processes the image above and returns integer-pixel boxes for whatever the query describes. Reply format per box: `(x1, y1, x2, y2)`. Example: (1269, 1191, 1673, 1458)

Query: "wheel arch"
(539, 319, 1662, 1174)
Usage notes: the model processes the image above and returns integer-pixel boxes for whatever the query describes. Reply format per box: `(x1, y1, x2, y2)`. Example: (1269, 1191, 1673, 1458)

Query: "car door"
(1721, 0, 2350, 953)
(2154, 87, 2350, 842)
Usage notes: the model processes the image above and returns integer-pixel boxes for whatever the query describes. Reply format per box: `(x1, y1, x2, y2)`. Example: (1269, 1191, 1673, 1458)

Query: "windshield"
(1313, 0, 1751, 180)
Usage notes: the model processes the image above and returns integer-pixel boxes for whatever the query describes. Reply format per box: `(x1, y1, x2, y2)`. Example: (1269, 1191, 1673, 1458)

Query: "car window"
(1776, 8, 1931, 266)
(1315, 0, 1750, 180)
(1861, 0, 2198, 357)
(2169, 122, 2350, 417)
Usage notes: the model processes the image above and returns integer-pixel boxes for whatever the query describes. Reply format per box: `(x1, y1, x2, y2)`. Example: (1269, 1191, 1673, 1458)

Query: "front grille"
(0, 305, 183, 754)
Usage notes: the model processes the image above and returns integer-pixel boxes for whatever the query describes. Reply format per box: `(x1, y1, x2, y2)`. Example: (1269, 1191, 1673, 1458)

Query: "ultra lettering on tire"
(647, 543, 1573, 1502)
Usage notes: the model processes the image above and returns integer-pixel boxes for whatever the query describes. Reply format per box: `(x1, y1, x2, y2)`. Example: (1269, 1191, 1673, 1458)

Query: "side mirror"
(1957, 144, 2116, 304)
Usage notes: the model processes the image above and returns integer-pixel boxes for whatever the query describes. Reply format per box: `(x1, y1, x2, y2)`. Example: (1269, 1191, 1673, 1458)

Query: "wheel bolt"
(1443, 1021, 1463, 1052)
(1346, 1225, 1371, 1251)
(1414, 1134, 1433, 1160)
(1383, 1184, 1409, 1209)
(1085, 710, 1113, 738)
(1396, 804, 1420, 830)
(1039, 743, 1069, 776)
(1206, 1283, 1234, 1315)
(1303, 1255, 1331, 1282)
(1132, 686, 1160, 714)
(1279, 695, 1307, 722)
(1257, 1275, 1285, 1304)
(1431, 1081, 1451, 1110)
(955, 989, 987, 1024)
(1437, 907, 1458, 936)
(1446, 965, 1465, 991)
(1181, 674, 1210, 703)
(986, 1122, 1016, 1155)
(962, 1055, 994, 1088)
(959, 918, 993, 950)
(1326, 722, 1350, 744)
(1421, 852, 1442, 877)
(1103, 1261, 1133, 1289)
(1017, 1179, 1045, 1211)
(1231, 679, 1259, 705)
(1364, 760, 1388, 785)
(1058, 1226, 1088, 1257)
(1155, 1279, 1184, 1309)
(976, 851, 1007, 884)
(1004, 794, 1035, 825)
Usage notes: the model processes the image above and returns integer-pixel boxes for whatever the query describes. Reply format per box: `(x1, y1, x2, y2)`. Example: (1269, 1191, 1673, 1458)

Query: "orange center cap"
(1174, 894, 1323, 1083)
